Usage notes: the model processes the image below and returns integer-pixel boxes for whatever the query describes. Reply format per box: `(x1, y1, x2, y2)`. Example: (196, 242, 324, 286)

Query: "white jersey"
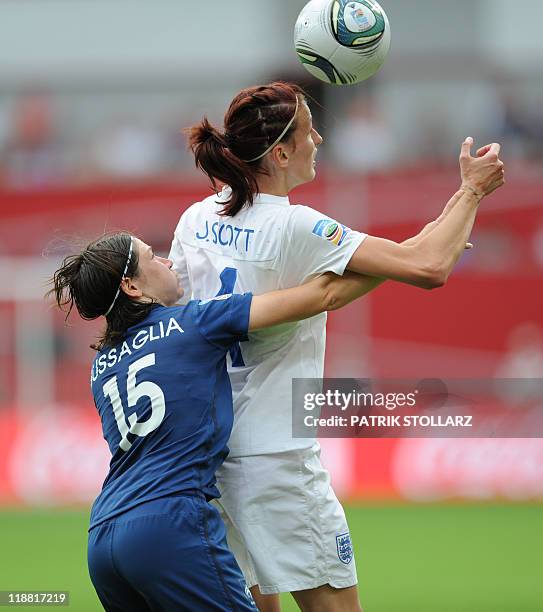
(169, 187, 366, 456)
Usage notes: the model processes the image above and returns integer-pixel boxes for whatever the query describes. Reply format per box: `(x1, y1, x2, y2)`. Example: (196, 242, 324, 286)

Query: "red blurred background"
(1, 168, 541, 506)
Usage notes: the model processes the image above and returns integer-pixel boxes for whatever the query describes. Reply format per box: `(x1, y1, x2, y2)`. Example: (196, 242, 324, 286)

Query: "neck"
(255, 173, 290, 197)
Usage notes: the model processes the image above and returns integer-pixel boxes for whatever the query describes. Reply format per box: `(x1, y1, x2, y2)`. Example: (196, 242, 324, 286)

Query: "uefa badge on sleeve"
(312, 219, 350, 246)
(336, 532, 353, 564)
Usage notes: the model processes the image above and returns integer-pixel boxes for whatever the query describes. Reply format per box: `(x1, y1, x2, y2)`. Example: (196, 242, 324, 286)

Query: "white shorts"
(213, 443, 358, 595)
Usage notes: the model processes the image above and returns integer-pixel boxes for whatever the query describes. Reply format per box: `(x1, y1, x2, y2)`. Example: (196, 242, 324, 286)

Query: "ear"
(119, 277, 143, 300)
(270, 143, 290, 169)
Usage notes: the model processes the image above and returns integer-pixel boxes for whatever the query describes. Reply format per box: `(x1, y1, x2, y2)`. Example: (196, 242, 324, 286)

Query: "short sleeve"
(280, 205, 367, 285)
(169, 216, 192, 305)
(192, 293, 252, 348)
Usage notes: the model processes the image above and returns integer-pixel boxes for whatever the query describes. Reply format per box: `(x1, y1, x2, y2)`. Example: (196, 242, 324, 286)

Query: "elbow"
(416, 262, 448, 290)
(324, 282, 353, 312)
(314, 274, 343, 311)
(323, 285, 348, 311)
(424, 275, 446, 290)
(406, 245, 450, 289)
(325, 293, 342, 311)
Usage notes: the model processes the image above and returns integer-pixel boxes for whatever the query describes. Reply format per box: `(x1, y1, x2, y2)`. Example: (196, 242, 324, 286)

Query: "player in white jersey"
(169, 82, 504, 611)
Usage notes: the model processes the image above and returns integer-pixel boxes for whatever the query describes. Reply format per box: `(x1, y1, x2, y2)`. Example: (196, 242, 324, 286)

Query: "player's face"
(132, 239, 183, 306)
(286, 99, 323, 190)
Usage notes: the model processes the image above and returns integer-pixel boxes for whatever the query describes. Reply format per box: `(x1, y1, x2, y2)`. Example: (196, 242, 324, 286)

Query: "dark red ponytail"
(186, 117, 259, 217)
(187, 81, 305, 217)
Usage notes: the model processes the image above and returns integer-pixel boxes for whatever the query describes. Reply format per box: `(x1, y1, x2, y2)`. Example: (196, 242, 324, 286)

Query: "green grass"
(1, 504, 541, 611)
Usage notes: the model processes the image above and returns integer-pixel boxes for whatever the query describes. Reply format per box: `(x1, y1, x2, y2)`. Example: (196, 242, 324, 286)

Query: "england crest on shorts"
(336, 532, 353, 564)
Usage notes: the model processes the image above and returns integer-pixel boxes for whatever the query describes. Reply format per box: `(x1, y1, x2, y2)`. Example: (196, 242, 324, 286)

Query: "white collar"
(219, 186, 290, 207)
(253, 192, 290, 207)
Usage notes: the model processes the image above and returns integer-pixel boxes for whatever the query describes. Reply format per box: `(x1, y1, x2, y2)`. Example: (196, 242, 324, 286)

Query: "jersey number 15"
(102, 353, 166, 451)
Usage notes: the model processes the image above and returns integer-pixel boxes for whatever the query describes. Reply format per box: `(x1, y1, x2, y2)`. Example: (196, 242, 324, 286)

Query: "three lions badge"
(336, 532, 353, 564)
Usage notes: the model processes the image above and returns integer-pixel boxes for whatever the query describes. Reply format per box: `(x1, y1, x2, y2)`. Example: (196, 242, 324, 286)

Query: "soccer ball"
(294, 0, 391, 85)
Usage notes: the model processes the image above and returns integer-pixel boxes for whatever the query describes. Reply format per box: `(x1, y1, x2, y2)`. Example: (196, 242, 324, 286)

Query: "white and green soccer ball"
(294, 0, 391, 85)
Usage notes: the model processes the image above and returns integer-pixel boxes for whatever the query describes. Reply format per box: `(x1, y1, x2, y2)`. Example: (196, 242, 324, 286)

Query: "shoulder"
(190, 293, 251, 313)
(126, 305, 185, 331)
(174, 193, 223, 232)
(189, 293, 252, 345)
(285, 204, 332, 233)
(193, 294, 233, 306)
(184, 296, 230, 318)
(189, 294, 249, 314)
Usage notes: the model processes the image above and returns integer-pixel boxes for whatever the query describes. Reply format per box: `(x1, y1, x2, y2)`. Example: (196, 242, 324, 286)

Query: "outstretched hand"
(402, 138, 503, 251)
(459, 137, 505, 198)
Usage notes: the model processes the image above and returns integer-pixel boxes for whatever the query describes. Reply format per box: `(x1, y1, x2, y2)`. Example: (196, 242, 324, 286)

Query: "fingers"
(465, 242, 473, 250)
(460, 136, 473, 159)
(476, 145, 491, 158)
(485, 142, 501, 158)
(474, 142, 501, 160)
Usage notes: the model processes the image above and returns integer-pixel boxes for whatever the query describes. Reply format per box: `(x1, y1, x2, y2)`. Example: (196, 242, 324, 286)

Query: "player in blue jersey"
(49, 231, 382, 612)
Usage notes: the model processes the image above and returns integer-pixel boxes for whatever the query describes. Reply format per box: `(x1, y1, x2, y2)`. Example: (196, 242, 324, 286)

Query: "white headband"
(104, 236, 134, 317)
(243, 97, 299, 163)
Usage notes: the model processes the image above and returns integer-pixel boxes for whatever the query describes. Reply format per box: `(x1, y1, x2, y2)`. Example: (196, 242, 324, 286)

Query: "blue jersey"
(89, 294, 252, 529)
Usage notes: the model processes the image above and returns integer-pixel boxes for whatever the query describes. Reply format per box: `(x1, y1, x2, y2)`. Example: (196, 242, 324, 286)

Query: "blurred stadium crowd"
(0, 77, 542, 190)
(0, 1, 542, 192)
